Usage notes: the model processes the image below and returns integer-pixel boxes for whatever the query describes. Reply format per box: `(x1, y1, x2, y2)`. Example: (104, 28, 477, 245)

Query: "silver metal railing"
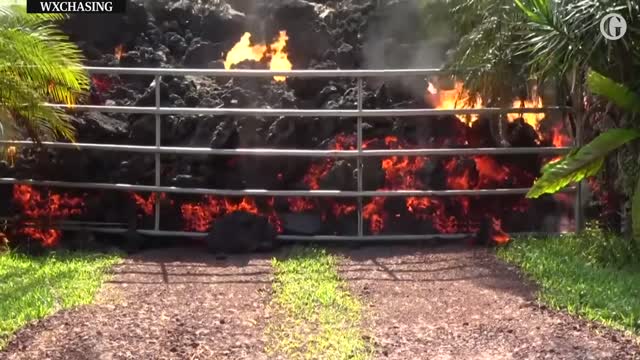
(0, 67, 576, 241)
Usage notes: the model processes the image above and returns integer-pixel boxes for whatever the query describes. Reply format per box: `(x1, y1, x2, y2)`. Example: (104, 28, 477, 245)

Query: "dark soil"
(2, 245, 639, 359)
(340, 245, 640, 360)
(0, 248, 274, 360)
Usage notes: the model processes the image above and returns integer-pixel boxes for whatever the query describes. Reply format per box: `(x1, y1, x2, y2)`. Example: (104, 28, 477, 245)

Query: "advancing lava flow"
(12, 185, 85, 246)
(224, 31, 292, 81)
(12, 79, 573, 246)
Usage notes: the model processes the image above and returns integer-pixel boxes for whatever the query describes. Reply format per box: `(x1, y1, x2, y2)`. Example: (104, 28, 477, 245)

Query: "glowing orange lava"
(12, 185, 85, 247)
(474, 156, 510, 188)
(91, 75, 113, 93)
(224, 31, 292, 82)
(491, 217, 510, 245)
(131, 193, 171, 217)
(180, 197, 282, 233)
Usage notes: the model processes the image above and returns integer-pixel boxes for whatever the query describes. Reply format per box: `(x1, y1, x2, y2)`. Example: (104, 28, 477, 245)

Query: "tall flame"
(507, 93, 544, 129)
(426, 81, 483, 125)
(269, 31, 292, 82)
(224, 31, 292, 82)
(224, 33, 267, 69)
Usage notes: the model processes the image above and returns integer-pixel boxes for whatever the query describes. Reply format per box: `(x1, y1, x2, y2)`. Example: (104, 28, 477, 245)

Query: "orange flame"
(551, 123, 572, 147)
(428, 82, 546, 129)
(269, 31, 292, 82)
(507, 94, 544, 129)
(224, 31, 292, 82)
(6, 146, 16, 167)
(115, 44, 125, 61)
(426, 81, 483, 125)
(224, 33, 267, 69)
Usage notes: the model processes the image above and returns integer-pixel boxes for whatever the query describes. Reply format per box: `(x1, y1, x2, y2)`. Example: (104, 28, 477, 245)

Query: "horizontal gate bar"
(1, 140, 572, 157)
(0, 178, 574, 197)
(17, 224, 570, 241)
(85, 67, 447, 77)
(41, 225, 474, 240)
(47, 104, 567, 117)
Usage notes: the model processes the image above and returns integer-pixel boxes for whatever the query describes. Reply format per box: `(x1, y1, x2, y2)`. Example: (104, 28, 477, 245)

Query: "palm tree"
(429, 0, 640, 239)
(430, 0, 639, 103)
(0, 3, 89, 144)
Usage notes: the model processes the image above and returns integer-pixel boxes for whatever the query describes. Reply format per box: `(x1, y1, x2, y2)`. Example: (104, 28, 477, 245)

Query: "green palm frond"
(515, 0, 639, 82)
(0, 3, 88, 143)
(527, 129, 640, 198)
(587, 70, 640, 113)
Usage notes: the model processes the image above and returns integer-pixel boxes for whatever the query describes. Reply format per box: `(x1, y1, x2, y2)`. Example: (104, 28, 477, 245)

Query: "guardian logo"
(600, 13, 627, 40)
(27, 0, 126, 13)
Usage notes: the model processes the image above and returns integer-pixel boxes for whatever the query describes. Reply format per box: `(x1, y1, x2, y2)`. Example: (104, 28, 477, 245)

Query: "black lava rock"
(207, 211, 278, 253)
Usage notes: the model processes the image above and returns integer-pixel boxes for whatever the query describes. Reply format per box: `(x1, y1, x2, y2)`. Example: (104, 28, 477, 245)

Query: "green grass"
(0, 251, 121, 347)
(497, 225, 640, 334)
(266, 247, 372, 360)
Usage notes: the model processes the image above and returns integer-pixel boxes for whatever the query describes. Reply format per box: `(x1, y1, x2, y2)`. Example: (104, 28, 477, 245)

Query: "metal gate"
(0, 67, 575, 241)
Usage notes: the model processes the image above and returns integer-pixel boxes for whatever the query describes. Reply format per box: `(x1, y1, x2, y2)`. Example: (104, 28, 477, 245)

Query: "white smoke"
(361, 0, 455, 97)
(362, 0, 452, 69)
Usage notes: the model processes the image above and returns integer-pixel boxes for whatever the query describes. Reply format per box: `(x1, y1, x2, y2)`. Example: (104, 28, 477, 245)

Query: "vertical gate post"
(573, 78, 585, 233)
(574, 122, 584, 233)
(154, 75, 162, 231)
(356, 78, 364, 238)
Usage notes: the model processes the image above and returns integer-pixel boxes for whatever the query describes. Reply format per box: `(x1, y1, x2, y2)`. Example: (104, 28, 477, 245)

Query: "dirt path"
(340, 245, 640, 360)
(2, 245, 639, 359)
(1, 248, 273, 360)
